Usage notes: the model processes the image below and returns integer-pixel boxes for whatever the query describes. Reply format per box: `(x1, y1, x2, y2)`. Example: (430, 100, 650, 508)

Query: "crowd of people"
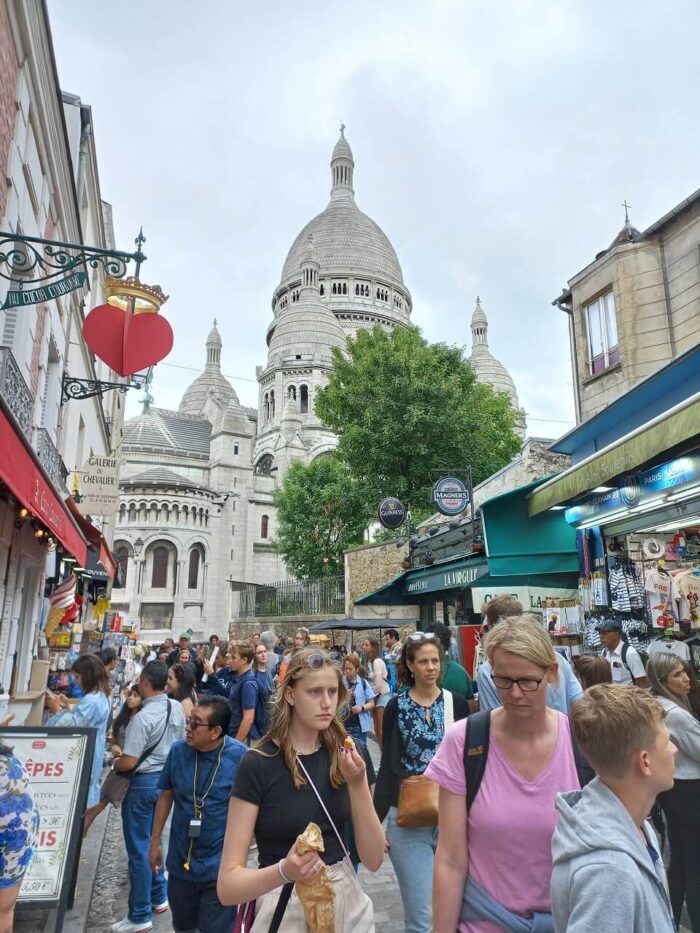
(0, 605, 698, 932)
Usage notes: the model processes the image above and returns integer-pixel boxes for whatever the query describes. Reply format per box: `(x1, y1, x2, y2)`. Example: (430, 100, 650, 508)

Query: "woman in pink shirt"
(426, 615, 581, 932)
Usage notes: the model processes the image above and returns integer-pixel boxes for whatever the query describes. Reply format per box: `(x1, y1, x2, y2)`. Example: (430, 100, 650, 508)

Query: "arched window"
(261, 514, 269, 539)
(287, 385, 296, 401)
(270, 390, 275, 418)
(342, 283, 347, 295)
(114, 546, 128, 589)
(151, 547, 168, 588)
(300, 384, 309, 414)
(319, 284, 324, 296)
(188, 549, 200, 589)
(355, 284, 359, 296)
(255, 455, 273, 476)
(234, 442, 239, 455)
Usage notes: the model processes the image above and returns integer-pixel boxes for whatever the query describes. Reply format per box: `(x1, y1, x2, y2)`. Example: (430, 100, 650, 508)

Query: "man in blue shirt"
(227, 641, 260, 744)
(149, 697, 247, 933)
(476, 596, 583, 714)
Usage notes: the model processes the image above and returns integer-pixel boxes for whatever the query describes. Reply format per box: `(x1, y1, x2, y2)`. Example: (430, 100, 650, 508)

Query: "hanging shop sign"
(472, 584, 579, 612)
(432, 476, 470, 516)
(75, 453, 119, 516)
(565, 451, 700, 526)
(378, 497, 406, 529)
(404, 561, 488, 595)
(1, 271, 87, 309)
(11, 726, 96, 911)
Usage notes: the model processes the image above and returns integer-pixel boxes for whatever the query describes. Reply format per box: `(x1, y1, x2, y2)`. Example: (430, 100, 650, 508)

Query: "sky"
(48, 0, 700, 437)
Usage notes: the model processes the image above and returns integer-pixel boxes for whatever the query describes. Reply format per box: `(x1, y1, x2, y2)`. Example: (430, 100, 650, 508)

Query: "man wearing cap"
(599, 620, 648, 687)
(168, 633, 196, 668)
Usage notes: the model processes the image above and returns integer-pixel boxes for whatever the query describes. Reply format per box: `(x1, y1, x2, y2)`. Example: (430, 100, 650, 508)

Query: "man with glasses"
(110, 661, 186, 933)
(476, 597, 583, 714)
(149, 697, 247, 933)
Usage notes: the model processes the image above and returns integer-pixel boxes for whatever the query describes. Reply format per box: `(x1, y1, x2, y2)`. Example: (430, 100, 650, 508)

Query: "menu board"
(5, 727, 95, 909)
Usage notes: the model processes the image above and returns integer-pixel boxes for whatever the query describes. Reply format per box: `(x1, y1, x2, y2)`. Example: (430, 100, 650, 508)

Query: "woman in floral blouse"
(0, 737, 39, 932)
(374, 634, 469, 933)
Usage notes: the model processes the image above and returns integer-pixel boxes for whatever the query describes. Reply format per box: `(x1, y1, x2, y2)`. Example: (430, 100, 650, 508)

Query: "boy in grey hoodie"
(551, 684, 676, 933)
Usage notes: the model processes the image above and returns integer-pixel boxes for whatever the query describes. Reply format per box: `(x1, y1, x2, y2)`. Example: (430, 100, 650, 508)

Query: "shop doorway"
(12, 564, 40, 693)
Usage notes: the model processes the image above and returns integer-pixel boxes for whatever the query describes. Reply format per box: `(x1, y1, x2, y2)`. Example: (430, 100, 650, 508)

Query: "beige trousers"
(250, 857, 375, 932)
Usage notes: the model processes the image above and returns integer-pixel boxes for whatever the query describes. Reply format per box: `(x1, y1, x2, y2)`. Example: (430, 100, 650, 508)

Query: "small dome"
(332, 125, 354, 163)
(269, 296, 345, 361)
(471, 295, 487, 328)
(206, 319, 222, 349)
(468, 297, 520, 408)
(179, 323, 240, 416)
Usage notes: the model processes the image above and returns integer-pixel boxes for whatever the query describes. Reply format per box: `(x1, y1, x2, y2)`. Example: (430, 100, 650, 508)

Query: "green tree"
(272, 455, 370, 579)
(315, 326, 521, 512)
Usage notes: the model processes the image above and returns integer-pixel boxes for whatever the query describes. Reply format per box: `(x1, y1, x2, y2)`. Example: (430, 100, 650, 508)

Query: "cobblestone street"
(87, 738, 405, 931)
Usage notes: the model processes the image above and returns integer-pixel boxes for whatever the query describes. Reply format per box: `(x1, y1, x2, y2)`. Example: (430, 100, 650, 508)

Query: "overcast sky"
(48, 0, 700, 437)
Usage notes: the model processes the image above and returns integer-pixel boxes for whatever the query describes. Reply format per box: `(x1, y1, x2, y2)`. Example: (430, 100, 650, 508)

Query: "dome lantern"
(330, 123, 354, 201)
(206, 319, 222, 371)
(299, 234, 320, 294)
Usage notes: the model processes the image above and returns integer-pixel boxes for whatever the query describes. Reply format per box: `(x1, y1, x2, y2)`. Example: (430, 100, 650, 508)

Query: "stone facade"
(472, 438, 570, 507)
(344, 540, 418, 621)
(555, 195, 700, 423)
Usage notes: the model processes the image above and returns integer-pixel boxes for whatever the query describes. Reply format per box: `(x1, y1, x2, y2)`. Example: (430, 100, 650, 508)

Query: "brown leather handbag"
(396, 774, 439, 827)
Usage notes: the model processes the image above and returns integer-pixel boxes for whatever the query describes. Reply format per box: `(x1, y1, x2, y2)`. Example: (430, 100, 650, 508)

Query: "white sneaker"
(109, 919, 153, 933)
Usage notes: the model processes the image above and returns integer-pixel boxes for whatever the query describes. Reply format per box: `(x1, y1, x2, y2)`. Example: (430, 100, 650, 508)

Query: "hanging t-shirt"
(648, 639, 691, 662)
(425, 714, 580, 933)
(644, 570, 677, 628)
(676, 573, 700, 628)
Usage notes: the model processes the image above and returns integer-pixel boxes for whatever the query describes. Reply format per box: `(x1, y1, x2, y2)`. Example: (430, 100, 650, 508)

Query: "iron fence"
(238, 575, 345, 617)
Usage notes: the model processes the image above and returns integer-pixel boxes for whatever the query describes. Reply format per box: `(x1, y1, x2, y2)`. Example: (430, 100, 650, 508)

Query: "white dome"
(269, 296, 345, 361)
(179, 322, 240, 416)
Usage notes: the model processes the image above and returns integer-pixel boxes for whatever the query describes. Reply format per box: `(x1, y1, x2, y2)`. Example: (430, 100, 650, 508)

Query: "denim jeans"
(386, 806, 438, 933)
(168, 877, 236, 933)
(122, 771, 168, 923)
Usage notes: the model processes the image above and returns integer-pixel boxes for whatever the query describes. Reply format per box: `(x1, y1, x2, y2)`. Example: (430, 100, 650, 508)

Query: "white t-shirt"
(675, 573, 700, 628)
(602, 642, 646, 685)
(644, 570, 677, 629)
(648, 639, 691, 661)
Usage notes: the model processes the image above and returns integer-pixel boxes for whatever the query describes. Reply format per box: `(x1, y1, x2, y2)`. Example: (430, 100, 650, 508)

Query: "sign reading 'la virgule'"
(1, 271, 87, 309)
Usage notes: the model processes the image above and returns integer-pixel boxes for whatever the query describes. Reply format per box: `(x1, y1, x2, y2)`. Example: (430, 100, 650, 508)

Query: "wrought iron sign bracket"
(61, 372, 149, 404)
(0, 229, 146, 309)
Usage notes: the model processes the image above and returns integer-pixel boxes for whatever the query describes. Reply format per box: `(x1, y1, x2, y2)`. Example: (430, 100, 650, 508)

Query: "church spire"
(471, 296, 488, 349)
(299, 234, 320, 294)
(205, 319, 222, 371)
(330, 123, 354, 201)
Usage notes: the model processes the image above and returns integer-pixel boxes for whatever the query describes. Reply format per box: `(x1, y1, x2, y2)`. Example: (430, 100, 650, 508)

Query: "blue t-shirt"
(158, 736, 247, 881)
(228, 669, 260, 739)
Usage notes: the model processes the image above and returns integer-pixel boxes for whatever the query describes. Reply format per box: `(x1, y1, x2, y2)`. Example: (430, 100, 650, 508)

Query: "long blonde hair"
(257, 647, 348, 789)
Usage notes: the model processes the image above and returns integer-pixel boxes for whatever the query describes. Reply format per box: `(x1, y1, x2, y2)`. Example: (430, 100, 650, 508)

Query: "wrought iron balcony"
(35, 427, 69, 491)
(0, 345, 33, 436)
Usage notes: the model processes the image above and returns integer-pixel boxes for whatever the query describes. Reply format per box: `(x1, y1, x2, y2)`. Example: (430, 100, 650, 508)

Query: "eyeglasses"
(408, 632, 439, 642)
(492, 675, 545, 692)
(185, 717, 215, 730)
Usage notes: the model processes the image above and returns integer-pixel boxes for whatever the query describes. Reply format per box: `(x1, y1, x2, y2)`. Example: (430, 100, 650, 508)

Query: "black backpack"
(621, 641, 649, 677)
(462, 710, 593, 810)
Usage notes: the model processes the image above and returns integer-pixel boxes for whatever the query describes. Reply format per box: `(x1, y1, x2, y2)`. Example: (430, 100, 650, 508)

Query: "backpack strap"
(620, 642, 635, 680)
(463, 710, 490, 811)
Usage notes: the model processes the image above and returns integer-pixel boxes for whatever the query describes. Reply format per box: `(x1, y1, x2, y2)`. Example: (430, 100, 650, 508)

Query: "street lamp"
(133, 537, 144, 557)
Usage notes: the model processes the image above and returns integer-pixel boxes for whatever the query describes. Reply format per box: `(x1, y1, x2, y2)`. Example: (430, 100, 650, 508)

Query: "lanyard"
(184, 740, 225, 872)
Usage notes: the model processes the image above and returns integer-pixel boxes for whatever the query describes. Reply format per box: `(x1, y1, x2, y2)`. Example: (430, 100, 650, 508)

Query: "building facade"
(554, 192, 700, 424)
(0, 0, 125, 693)
(113, 130, 525, 639)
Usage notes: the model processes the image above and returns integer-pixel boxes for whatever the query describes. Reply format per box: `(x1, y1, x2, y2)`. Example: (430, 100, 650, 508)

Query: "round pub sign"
(432, 476, 469, 516)
(378, 497, 406, 530)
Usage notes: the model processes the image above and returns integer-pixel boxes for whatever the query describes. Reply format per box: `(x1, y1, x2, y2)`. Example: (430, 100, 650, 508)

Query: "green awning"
(480, 480, 579, 576)
(355, 555, 488, 606)
(527, 396, 700, 516)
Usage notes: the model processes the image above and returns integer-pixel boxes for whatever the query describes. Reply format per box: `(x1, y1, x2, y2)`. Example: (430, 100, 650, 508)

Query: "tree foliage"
(315, 326, 521, 512)
(272, 455, 370, 579)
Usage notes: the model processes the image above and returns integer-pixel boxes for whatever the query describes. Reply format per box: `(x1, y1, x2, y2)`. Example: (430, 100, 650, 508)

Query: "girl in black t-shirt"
(218, 648, 385, 930)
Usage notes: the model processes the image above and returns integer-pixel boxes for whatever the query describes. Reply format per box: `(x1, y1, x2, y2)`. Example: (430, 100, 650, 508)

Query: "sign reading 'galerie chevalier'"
(76, 453, 119, 516)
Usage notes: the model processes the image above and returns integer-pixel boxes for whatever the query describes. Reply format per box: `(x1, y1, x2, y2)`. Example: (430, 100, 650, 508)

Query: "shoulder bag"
(101, 699, 172, 806)
(396, 689, 454, 828)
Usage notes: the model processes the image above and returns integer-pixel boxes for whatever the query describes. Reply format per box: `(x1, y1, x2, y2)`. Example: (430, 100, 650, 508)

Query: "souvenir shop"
(527, 359, 700, 672)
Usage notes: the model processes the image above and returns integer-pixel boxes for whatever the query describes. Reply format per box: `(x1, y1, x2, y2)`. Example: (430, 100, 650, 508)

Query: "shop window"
(585, 289, 620, 374)
(151, 546, 168, 588)
(261, 514, 269, 539)
(188, 549, 200, 589)
(114, 546, 128, 588)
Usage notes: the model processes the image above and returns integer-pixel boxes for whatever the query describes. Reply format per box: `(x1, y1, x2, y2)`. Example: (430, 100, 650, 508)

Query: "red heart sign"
(83, 304, 174, 376)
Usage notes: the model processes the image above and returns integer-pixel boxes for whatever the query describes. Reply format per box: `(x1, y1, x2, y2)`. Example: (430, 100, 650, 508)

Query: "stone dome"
(269, 297, 345, 362)
(276, 129, 409, 315)
(179, 320, 241, 416)
(468, 297, 520, 407)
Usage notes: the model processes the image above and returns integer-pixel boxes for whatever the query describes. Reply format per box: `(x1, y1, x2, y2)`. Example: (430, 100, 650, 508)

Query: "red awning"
(0, 409, 88, 564)
(65, 497, 117, 579)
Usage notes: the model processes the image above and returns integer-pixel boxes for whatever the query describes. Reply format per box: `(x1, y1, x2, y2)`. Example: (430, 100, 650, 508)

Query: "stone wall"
(344, 540, 419, 621)
(473, 438, 570, 507)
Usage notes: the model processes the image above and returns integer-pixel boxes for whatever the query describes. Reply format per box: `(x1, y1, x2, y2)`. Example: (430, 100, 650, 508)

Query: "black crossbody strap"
(463, 709, 490, 811)
(135, 698, 172, 770)
(268, 882, 294, 933)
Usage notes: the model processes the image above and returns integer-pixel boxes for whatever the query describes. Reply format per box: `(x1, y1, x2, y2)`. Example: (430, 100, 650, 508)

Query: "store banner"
(404, 561, 488, 595)
(11, 726, 95, 908)
(471, 584, 578, 612)
(75, 453, 119, 516)
(565, 451, 700, 525)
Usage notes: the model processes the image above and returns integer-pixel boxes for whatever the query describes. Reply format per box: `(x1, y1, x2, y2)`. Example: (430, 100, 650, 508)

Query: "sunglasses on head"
(408, 632, 439, 642)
